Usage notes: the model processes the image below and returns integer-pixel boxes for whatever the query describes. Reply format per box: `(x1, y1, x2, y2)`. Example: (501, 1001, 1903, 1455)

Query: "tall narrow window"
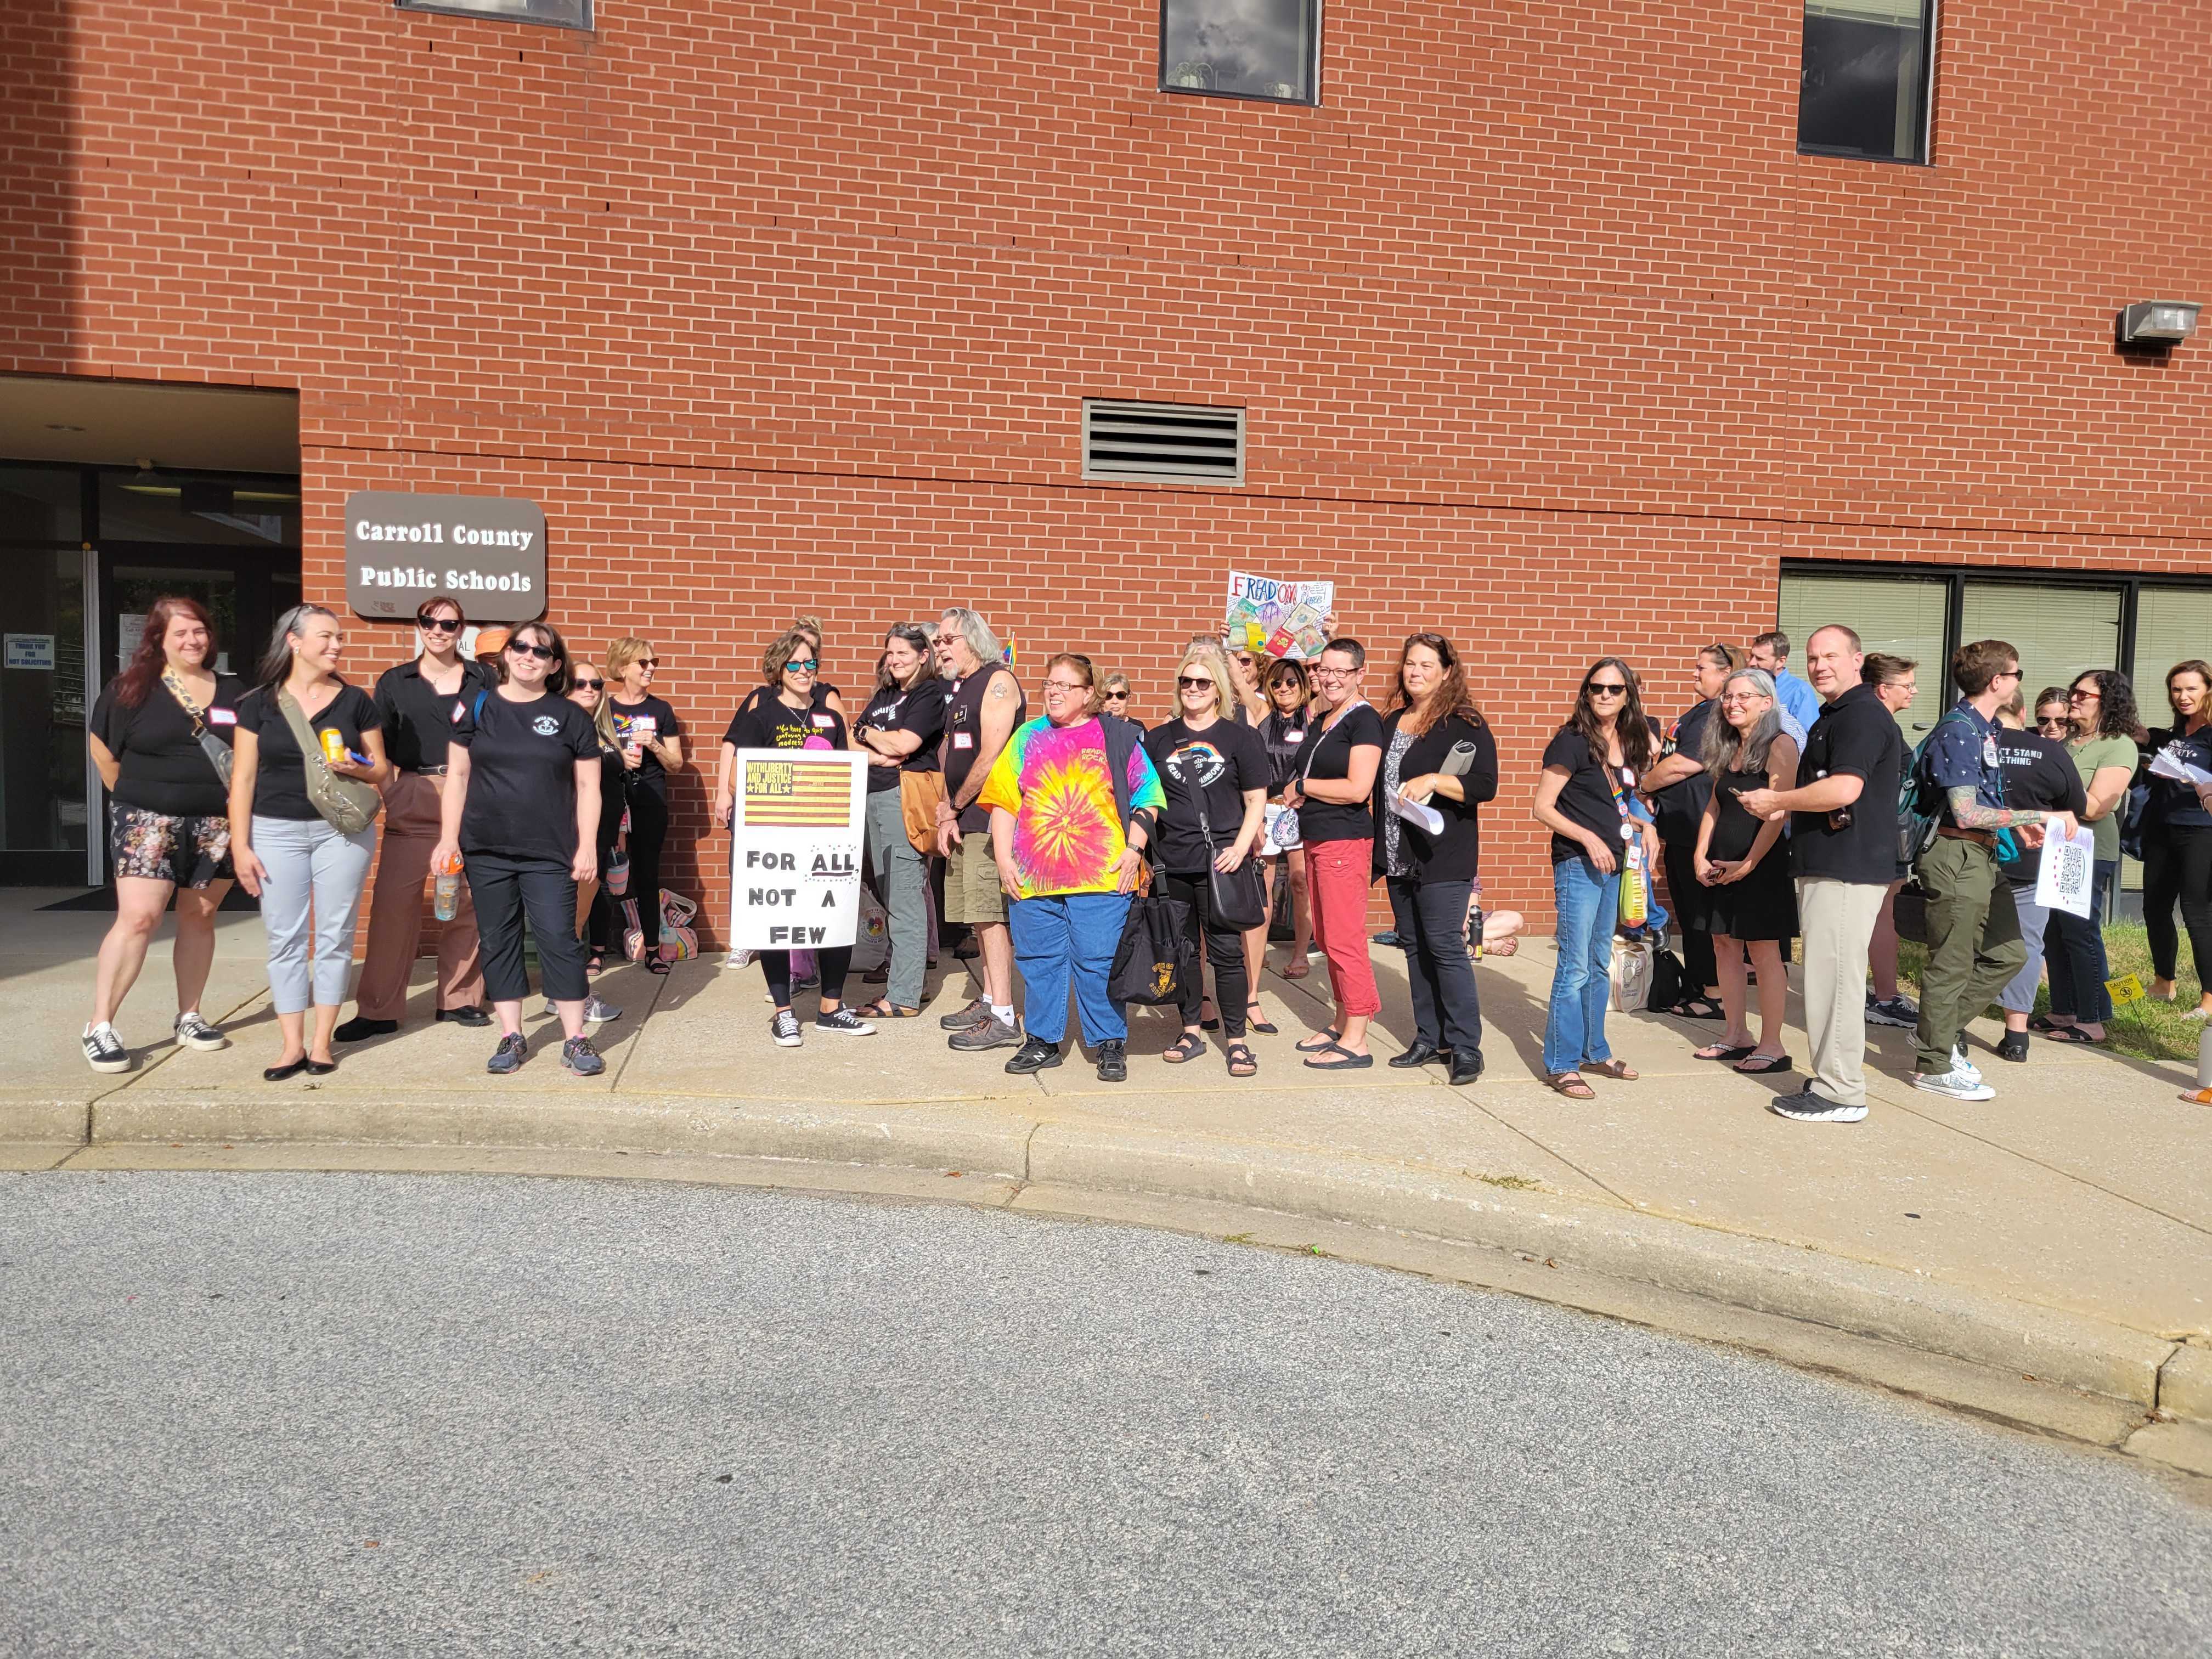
(1160, 1, 1321, 105)
(1798, 1, 1934, 163)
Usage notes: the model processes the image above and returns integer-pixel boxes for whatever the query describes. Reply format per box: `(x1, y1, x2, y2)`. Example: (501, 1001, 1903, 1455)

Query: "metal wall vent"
(1081, 399, 1245, 485)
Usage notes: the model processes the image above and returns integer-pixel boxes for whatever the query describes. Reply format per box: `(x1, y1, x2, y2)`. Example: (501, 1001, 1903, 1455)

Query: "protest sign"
(727, 750, 866, 951)
(2033, 822, 2096, 919)
(1224, 572, 1335, 659)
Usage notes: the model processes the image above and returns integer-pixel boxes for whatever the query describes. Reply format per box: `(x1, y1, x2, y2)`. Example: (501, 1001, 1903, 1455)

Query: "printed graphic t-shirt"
(1143, 716, 1270, 873)
(977, 715, 1165, 899)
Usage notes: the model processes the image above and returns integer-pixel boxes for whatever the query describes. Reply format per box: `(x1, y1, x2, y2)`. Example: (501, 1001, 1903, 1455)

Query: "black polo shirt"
(1790, 684, 1905, 886)
(374, 657, 492, 773)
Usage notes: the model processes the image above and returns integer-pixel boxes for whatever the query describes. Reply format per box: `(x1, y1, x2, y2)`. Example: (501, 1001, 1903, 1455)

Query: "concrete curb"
(52, 1086, 2196, 1434)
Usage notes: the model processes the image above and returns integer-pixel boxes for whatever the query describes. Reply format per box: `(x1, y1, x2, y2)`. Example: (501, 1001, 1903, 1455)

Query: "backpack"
(1900, 708, 1977, 865)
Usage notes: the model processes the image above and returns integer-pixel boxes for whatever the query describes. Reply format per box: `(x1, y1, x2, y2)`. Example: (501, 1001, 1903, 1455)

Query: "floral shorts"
(110, 806, 233, 887)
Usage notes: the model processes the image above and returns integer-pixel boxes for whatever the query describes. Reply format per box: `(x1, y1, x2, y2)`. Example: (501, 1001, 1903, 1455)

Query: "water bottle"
(433, 855, 461, 922)
(1468, 905, 1485, 960)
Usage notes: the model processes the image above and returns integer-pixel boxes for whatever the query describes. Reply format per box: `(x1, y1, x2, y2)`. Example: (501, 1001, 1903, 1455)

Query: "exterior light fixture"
(2117, 301, 2200, 345)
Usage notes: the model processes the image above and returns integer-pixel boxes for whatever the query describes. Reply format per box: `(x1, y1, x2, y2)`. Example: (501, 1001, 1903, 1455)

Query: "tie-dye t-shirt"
(977, 715, 1166, 898)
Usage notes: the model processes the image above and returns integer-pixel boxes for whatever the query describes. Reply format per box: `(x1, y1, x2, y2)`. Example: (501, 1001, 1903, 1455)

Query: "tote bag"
(1108, 871, 1195, 1007)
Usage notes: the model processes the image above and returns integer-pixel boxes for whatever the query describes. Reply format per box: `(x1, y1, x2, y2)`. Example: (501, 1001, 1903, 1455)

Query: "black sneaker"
(438, 1006, 492, 1028)
(1767, 1086, 1866, 1124)
(1096, 1039, 1127, 1082)
(82, 1023, 129, 1075)
(814, 1006, 877, 1037)
(333, 1015, 397, 1042)
(949, 1014, 1021, 1052)
(1996, 1030, 2031, 1063)
(770, 1009, 803, 1047)
(172, 1011, 227, 1052)
(1005, 1035, 1063, 1074)
(560, 1035, 605, 1077)
(939, 996, 989, 1030)
(486, 1032, 528, 1075)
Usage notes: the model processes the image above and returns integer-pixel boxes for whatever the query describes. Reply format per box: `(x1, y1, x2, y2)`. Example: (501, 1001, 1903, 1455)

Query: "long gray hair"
(1702, 668, 1784, 778)
(939, 606, 1002, 669)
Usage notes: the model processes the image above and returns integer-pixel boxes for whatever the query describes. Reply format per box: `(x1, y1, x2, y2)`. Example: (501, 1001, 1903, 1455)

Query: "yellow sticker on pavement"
(2107, 972, 2145, 1005)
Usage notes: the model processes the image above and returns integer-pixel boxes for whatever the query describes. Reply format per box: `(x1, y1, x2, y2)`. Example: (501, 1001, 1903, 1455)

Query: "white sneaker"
(1949, 1045, 1984, 1087)
(82, 1023, 129, 1074)
(1914, 1067, 1995, 1101)
(173, 1011, 227, 1051)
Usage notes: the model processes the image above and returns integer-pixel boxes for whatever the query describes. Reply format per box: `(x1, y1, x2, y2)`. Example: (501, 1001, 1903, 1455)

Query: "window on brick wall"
(1160, 0, 1321, 105)
(396, 0, 591, 29)
(1798, 0, 1934, 163)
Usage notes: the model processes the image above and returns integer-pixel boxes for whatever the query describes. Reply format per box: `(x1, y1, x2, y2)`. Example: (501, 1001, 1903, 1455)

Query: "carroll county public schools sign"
(344, 491, 548, 623)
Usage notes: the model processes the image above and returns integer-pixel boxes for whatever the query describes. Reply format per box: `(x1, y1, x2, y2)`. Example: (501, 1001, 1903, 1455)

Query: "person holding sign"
(1374, 634, 1497, 1087)
(979, 653, 1164, 1082)
(1991, 689, 2089, 1062)
(2040, 670, 2147, 1045)
(1532, 658, 1660, 1099)
(719, 629, 877, 1046)
(1282, 639, 1386, 1070)
(430, 621, 603, 1078)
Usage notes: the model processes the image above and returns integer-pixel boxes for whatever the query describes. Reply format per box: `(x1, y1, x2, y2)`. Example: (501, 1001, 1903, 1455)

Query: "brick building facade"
(5, 2, 2209, 936)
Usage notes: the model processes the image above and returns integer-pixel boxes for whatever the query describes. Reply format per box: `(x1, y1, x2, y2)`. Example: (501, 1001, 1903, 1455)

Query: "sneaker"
(939, 996, 990, 1031)
(1095, 1039, 1128, 1082)
(584, 994, 621, 1026)
(770, 1009, 803, 1047)
(173, 1011, 227, 1052)
(1949, 1045, 1984, 1087)
(793, 972, 820, 991)
(560, 1035, 605, 1076)
(949, 1014, 1021, 1052)
(486, 1032, 528, 1075)
(1768, 1087, 1867, 1123)
(1913, 1067, 1995, 1102)
(814, 1006, 877, 1037)
(1996, 1031, 2031, 1063)
(1865, 996, 1919, 1028)
(82, 1023, 129, 1075)
(1005, 1035, 1063, 1074)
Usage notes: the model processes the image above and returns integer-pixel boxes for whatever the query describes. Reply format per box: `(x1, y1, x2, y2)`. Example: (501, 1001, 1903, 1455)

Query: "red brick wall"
(8, 1, 2211, 936)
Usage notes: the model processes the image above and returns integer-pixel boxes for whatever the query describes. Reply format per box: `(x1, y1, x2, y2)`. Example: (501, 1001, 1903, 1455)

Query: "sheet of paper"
(2150, 748, 2212, 788)
(2033, 822, 2096, 919)
(1385, 787, 1444, 837)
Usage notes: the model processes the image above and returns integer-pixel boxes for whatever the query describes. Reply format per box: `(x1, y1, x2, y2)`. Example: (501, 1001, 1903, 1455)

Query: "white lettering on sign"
(352, 519, 537, 553)
(356, 565, 537, 594)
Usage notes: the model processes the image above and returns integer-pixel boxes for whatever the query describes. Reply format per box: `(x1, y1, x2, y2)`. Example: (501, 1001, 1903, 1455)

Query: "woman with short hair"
(1690, 668, 1799, 1074)
(430, 620, 605, 1078)
(83, 595, 245, 1073)
(851, 623, 948, 1020)
(2041, 669, 2147, 1043)
(1100, 671, 1141, 731)
(229, 604, 390, 1080)
(979, 652, 1165, 1083)
(720, 628, 878, 1046)
(1144, 645, 1271, 1076)
(1255, 657, 1316, 981)
(1282, 638, 1385, 1069)
(1375, 633, 1498, 1087)
(1533, 657, 1660, 1098)
(604, 635, 684, 974)
(1991, 688, 2088, 1061)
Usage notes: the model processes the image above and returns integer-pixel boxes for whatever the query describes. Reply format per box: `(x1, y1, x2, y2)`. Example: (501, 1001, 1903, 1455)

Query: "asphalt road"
(2, 1171, 2206, 1658)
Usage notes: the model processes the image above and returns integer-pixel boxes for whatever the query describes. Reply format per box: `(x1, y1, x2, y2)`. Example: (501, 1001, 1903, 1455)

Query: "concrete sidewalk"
(7, 885, 2209, 1472)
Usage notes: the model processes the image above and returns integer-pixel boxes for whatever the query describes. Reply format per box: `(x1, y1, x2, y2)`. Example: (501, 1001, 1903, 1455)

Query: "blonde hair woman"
(603, 635, 684, 974)
(566, 660, 628, 1000)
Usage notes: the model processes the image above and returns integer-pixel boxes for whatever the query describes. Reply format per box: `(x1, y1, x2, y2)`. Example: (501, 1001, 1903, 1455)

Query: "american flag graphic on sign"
(742, 757, 851, 828)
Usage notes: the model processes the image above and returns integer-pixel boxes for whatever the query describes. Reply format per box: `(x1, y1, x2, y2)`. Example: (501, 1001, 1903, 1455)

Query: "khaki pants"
(1796, 876, 1888, 1108)
(1912, 834, 2026, 1074)
(354, 770, 484, 1021)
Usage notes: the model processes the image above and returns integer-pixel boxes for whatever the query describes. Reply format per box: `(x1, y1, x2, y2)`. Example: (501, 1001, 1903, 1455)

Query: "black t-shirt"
(608, 695, 683, 793)
(855, 681, 949, 794)
(1259, 708, 1314, 798)
(737, 680, 839, 718)
(941, 663, 1025, 834)
(2145, 724, 2212, 831)
(725, 697, 850, 753)
(1790, 684, 1906, 885)
(374, 658, 492, 773)
(91, 672, 245, 817)
(1289, 702, 1386, 844)
(1650, 699, 1718, 845)
(1143, 716, 1271, 872)
(1994, 729, 2088, 888)
(1542, 726, 1635, 865)
(235, 682, 383, 822)
(452, 690, 600, 864)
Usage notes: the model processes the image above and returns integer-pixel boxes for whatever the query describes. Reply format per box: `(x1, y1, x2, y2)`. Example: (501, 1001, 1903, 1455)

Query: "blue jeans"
(1010, 891, 1133, 1046)
(1544, 854, 1620, 1076)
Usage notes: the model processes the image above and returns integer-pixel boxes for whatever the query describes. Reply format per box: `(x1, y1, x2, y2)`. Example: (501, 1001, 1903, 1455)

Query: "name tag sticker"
(952, 732, 974, 750)
(811, 712, 835, 726)
(1285, 729, 1304, 742)
(208, 707, 237, 725)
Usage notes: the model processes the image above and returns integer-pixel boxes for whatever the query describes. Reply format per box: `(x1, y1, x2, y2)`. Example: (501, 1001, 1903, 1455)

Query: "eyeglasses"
(508, 641, 557, 662)
(786, 659, 818, 674)
(1718, 692, 1768, 706)
(1177, 676, 1214, 691)
(418, 616, 462, 634)
(932, 634, 956, 647)
(1585, 682, 1629, 697)
(1042, 680, 1088, 694)
(1310, 668, 1348, 681)
(572, 677, 604, 690)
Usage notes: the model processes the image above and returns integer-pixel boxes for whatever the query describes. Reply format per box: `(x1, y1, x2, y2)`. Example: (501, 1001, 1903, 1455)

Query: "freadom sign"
(345, 491, 548, 623)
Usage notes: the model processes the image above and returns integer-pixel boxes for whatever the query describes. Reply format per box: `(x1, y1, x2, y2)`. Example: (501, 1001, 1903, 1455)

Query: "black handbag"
(1109, 869, 1196, 1006)
(1892, 881, 1930, 945)
(1197, 800, 1267, 930)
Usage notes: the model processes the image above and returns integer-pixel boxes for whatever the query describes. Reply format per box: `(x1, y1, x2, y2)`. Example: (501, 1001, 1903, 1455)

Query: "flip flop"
(2027, 1015, 2062, 1033)
(1302, 1040, 1373, 1070)
(1294, 1029, 1344, 1054)
(1245, 1002, 1279, 1036)
(2044, 1025, 2106, 1045)
(853, 1000, 919, 1020)
(1694, 1043, 1755, 1062)
(1163, 1032, 1207, 1064)
(1733, 1053, 1793, 1075)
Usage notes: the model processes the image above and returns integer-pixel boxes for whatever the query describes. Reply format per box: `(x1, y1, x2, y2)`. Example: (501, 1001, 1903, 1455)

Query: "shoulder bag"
(160, 667, 233, 789)
(1196, 796, 1267, 930)
(276, 690, 380, 835)
(900, 768, 947, 855)
(1109, 861, 1197, 1007)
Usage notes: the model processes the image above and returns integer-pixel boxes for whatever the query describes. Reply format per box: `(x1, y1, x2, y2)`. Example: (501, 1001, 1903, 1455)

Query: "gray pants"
(253, 814, 377, 1014)
(864, 786, 930, 1011)
(1998, 887, 2052, 1014)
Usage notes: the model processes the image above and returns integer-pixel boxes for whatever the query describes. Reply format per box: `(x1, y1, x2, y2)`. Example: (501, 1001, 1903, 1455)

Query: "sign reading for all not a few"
(344, 491, 548, 624)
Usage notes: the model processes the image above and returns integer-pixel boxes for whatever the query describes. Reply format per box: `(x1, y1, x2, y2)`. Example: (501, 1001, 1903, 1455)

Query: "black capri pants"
(468, 850, 590, 1004)
(1163, 868, 1250, 1040)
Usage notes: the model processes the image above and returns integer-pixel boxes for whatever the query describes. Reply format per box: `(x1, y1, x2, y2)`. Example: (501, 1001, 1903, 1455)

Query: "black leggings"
(1164, 868, 1250, 1039)
(1661, 836, 1719, 994)
(2143, 825, 2212, 984)
(761, 946, 852, 1008)
(623, 781, 668, 934)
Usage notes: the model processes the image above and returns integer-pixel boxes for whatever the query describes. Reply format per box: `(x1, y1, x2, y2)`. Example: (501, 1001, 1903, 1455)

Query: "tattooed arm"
(1946, 785, 2079, 840)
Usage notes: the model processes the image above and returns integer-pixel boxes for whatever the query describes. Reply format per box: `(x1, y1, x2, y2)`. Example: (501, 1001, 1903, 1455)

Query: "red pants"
(1305, 837, 1380, 1020)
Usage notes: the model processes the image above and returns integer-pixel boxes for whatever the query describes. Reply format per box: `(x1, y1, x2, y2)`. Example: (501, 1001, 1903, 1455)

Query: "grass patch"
(1893, 921, 2202, 1065)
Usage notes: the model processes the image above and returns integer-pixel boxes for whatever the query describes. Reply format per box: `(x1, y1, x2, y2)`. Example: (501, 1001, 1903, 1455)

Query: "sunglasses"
(2036, 715, 2070, 728)
(572, 677, 604, 690)
(1585, 682, 1629, 697)
(507, 641, 558, 662)
(2068, 689, 2098, 701)
(632, 658, 658, 670)
(786, 659, 818, 674)
(418, 616, 462, 634)
(1102, 689, 1130, 698)
(1177, 676, 1214, 690)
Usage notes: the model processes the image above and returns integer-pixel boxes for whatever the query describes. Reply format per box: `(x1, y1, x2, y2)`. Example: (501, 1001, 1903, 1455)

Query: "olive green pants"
(1912, 834, 2026, 1075)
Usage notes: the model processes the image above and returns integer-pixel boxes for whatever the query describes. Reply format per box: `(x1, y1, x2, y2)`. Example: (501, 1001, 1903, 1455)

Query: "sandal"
(1584, 1059, 1639, 1081)
(1482, 936, 1517, 957)
(1245, 1002, 1279, 1036)
(1302, 1040, 1373, 1070)
(586, 953, 603, 977)
(1549, 1071, 1595, 1099)
(853, 1000, 919, 1019)
(1226, 1041, 1257, 1077)
(2044, 1025, 2106, 1045)
(645, 957, 672, 976)
(1694, 1043, 1755, 1063)
(1164, 1031, 1207, 1064)
(1280, 960, 1311, 980)
(1733, 1053, 1793, 1075)
(2027, 1015, 2062, 1034)
(1668, 995, 1725, 1021)
(1294, 1029, 1344, 1054)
